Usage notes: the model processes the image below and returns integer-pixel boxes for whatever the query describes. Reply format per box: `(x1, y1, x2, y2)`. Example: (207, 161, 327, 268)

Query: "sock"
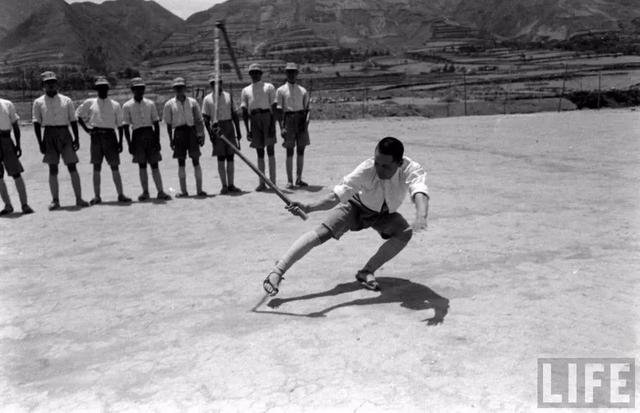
(362, 232, 412, 274)
(151, 168, 164, 193)
(93, 170, 101, 198)
(50, 173, 60, 201)
(226, 161, 235, 187)
(178, 166, 187, 193)
(257, 157, 265, 185)
(268, 156, 276, 184)
(217, 161, 227, 187)
(296, 154, 304, 181)
(194, 165, 203, 192)
(14, 177, 27, 205)
(112, 170, 124, 196)
(70, 171, 82, 201)
(139, 168, 149, 194)
(273, 231, 322, 276)
(286, 156, 293, 183)
(0, 179, 11, 207)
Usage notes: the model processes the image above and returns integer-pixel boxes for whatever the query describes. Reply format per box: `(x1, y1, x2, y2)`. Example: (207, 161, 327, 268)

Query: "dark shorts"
(90, 129, 120, 166)
(43, 126, 79, 165)
(0, 133, 24, 176)
(212, 120, 238, 157)
(282, 111, 310, 149)
(322, 201, 410, 240)
(131, 127, 161, 164)
(249, 111, 276, 149)
(173, 125, 200, 159)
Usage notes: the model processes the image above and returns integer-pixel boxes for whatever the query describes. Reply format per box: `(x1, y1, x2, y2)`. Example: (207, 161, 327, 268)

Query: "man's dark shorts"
(131, 127, 162, 164)
(212, 119, 239, 157)
(282, 111, 310, 149)
(90, 128, 120, 166)
(322, 201, 410, 240)
(249, 110, 276, 149)
(173, 125, 200, 159)
(0, 132, 24, 176)
(43, 126, 79, 165)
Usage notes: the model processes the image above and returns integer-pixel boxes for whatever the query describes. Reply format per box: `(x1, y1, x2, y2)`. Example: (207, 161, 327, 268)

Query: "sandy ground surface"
(1, 110, 639, 412)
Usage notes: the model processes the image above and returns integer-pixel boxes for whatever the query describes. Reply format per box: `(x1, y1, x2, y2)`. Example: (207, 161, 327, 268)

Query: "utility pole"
(597, 71, 602, 109)
(558, 63, 568, 112)
(463, 71, 468, 116)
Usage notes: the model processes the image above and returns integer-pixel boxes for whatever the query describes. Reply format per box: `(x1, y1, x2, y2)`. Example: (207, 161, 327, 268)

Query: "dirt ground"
(1, 110, 638, 412)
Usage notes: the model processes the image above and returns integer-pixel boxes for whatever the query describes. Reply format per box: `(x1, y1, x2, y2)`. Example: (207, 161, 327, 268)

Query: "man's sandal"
(263, 272, 284, 296)
(356, 270, 381, 292)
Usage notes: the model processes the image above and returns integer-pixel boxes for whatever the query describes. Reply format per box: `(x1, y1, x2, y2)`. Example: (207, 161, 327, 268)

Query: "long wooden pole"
(212, 21, 307, 221)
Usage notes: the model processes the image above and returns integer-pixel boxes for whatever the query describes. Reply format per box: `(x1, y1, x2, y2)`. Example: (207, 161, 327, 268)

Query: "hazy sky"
(65, 0, 226, 19)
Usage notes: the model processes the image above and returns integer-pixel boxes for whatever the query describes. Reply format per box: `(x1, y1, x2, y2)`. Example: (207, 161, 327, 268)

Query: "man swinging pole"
(210, 21, 307, 220)
(263, 137, 430, 296)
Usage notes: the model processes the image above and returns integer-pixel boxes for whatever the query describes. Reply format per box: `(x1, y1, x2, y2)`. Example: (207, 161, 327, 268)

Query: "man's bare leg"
(361, 228, 413, 275)
(264, 226, 331, 294)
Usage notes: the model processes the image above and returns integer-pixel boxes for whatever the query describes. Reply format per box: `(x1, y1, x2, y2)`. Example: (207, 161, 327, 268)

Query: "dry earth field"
(1, 110, 639, 412)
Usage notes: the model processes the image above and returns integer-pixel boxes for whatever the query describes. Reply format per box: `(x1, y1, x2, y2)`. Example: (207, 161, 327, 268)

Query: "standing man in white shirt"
(76, 76, 131, 204)
(262, 137, 430, 296)
(122, 77, 172, 202)
(32, 71, 89, 210)
(163, 77, 207, 198)
(0, 98, 34, 215)
(202, 75, 242, 194)
(240, 64, 277, 191)
(275, 63, 310, 189)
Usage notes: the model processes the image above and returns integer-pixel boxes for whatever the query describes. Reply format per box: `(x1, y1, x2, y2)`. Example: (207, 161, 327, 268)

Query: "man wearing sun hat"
(32, 70, 89, 210)
(76, 76, 131, 204)
(202, 74, 242, 194)
(276, 62, 311, 189)
(163, 77, 207, 197)
(122, 77, 171, 201)
(240, 63, 277, 191)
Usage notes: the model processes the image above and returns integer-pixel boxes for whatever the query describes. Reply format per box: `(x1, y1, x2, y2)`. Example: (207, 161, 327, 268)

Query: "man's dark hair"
(376, 137, 404, 163)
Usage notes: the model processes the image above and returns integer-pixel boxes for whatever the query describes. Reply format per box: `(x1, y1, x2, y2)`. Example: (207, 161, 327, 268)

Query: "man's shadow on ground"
(255, 277, 449, 326)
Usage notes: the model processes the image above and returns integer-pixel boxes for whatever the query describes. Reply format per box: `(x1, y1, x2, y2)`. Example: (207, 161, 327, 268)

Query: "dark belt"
(0, 130, 11, 138)
(250, 108, 271, 114)
(91, 127, 115, 132)
(175, 125, 193, 130)
(285, 110, 306, 114)
(44, 125, 69, 129)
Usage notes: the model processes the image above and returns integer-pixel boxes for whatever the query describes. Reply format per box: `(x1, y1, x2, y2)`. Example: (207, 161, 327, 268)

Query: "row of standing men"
(0, 62, 310, 214)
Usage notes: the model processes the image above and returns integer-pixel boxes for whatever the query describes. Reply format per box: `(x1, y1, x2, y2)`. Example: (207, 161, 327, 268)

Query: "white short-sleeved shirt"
(240, 81, 276, 111)
(0, 98, 19, 131)
(202, 91, 233, 121)
(32, 93, 77, 126)
(163, 97, 202, 127)
(333, 157, 429, 213)
(276, 82, 309, 112)
(76, 97, 123, 129)
(123, 98, 159, 130)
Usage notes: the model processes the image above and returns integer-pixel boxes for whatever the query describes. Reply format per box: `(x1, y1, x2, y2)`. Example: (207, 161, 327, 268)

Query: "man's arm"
(288, 191, 341, 216)
(153, 121, 161, 150)
(242, 107, 250, 138)
(202, 114, 214, 140)
(34, 122, 44, 154)
(166, 124, 174, 149)
(412, 193, 429, 232)
(70, 121, 81, 151)
(12, 121, 21, 158)
(117, 126, 125, 152)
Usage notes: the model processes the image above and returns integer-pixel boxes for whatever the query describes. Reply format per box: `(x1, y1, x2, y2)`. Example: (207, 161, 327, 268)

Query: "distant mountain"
(148, 0, 640, 65)
(1, 0, 638, 75)
(451, 0, 640, 40)
(0, 0, 184, 70)
(0, 0, 54, 40)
